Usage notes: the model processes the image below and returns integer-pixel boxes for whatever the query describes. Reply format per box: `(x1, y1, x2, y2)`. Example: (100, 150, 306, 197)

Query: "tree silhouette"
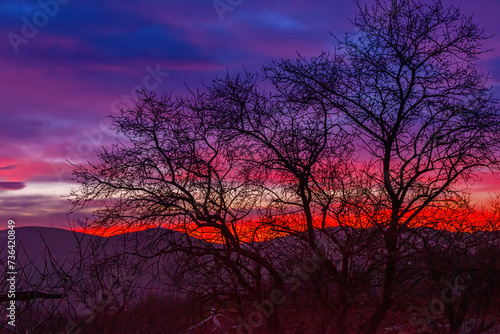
(264, 0, 500, 331)
(70, 90, 292, 331)
(69, 0, 500, 333)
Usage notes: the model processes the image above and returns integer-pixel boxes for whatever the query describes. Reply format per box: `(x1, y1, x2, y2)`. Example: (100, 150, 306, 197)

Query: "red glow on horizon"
(73, 205, 500, 243)
(74, 224, 157, 237)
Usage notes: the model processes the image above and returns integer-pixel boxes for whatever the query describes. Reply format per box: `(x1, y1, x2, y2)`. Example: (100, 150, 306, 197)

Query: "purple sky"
(1, 0, 500, 228)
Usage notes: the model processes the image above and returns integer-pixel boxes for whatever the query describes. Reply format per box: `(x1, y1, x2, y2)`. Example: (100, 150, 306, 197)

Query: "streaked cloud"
(0, 181, 26, 190)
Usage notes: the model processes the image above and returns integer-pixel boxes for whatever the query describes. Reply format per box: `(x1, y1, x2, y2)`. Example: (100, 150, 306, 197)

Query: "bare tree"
(263, 0, 500, 331)
(70, 90, 290, 332)
(188, 72, 390, 333)
(70, 74, 370, 332)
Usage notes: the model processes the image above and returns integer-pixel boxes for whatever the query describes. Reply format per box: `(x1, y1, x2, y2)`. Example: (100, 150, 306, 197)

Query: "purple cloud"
(0, 181, 26, 190)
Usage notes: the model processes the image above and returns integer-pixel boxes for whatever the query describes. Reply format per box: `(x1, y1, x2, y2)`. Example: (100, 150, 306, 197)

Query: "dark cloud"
(0, 181, 26, 190)
(0, 165, 16, 170)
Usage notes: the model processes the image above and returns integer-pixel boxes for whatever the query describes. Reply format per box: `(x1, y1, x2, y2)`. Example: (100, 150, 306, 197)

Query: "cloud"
(0, 181, 26, 190)
(0, 165, 16, 170)
(0, 194, 77, 229)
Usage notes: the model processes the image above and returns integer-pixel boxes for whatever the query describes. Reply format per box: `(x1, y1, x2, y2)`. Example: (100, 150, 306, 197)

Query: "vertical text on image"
(5, 220, 17, 327)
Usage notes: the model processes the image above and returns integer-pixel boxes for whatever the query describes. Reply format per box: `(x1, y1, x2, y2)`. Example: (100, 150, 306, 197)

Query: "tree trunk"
(362, 223, 398, 334)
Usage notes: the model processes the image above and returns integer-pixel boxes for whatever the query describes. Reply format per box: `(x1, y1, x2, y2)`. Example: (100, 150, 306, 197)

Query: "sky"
(1, 0, 500, 229)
